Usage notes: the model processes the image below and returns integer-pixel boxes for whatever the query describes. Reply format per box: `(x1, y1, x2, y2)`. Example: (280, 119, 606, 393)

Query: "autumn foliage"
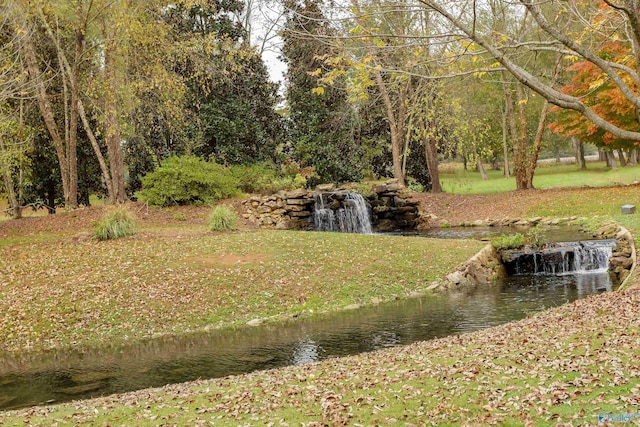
(549, 40, 640, 149)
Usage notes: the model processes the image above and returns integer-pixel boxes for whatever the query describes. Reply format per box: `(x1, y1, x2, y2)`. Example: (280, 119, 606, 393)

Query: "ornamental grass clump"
(94, 206, 137, 241)
(208, 205, 237, 232)
(491, 233, 525, 250)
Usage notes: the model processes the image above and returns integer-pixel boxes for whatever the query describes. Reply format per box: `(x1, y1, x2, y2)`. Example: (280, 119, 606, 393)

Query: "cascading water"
(313, 191, 373, 234)
(505, 239, 616, 276)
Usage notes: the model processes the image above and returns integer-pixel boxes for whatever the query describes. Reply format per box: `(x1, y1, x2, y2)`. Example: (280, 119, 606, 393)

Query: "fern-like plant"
(208, 205, 238, 232)
(94, 206, 137, 241)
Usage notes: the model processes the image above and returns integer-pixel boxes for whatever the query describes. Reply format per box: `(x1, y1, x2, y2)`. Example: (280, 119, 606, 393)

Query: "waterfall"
(505, 239, 616, 276)
(313, 191, 373, 234)
(568, 240, 615, 273)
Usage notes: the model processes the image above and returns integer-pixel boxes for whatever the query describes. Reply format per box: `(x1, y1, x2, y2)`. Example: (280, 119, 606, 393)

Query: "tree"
(420, 0, 640, 143)
(281, 0, 364, 184)
(548, 39, 639, 163)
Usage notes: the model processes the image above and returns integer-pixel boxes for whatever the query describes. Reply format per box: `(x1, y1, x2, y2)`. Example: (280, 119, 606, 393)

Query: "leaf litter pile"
(0, 290, 638, 425)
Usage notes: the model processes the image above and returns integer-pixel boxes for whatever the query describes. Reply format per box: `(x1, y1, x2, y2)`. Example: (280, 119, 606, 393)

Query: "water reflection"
(0, 269, 613, 411)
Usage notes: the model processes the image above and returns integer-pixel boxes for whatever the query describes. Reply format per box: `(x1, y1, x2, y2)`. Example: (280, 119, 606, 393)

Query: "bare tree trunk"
(473, 145, 488, 180)
(501, 111, 510, 178)
(0, 135, 22, 219)
(514, 84, 529, 189)
(607, 151, 618, 169)
(629, 148, 638, 165)
(34, 3, 114, 202)
(524, 57, 560, 189)
(425, 136, 441, 192)
(77, 100, 114, 200)
(598, 150, 606, 161)
(103, 23, 127, 203)
(617, 148, 627, 167)
(22, 37, 71, 206)
(373, 68, 406, 186)
(572, 137, 587, 169)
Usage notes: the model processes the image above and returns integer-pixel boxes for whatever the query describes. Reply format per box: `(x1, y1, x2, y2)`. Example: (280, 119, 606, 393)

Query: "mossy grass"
(207, 205, 237, 231)
(93, 206, 137, 241)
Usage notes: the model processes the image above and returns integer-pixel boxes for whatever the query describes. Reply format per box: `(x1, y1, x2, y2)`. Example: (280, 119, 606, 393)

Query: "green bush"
(94, 206, 137, 241)
(208, 205, 238, 232)
(230, 162, 304, 194)
(135, 156, 239, 207)
(491, 233, 525, 250)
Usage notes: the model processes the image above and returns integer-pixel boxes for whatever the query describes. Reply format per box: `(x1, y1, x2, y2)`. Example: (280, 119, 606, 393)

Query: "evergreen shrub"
(135, 156, 239, 207)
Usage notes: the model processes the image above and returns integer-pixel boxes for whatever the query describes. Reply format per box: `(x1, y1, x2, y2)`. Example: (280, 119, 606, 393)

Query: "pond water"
(0, 252, 613, 411)
(392, 224, 597, 242)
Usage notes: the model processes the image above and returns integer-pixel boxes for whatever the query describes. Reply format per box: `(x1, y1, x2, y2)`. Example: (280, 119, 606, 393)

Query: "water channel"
(0, 226, 615, 411)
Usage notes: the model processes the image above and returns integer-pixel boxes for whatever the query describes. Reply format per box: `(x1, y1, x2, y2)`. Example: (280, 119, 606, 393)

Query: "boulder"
(316, 183, 336, 192)
(285, 189, 308, 199)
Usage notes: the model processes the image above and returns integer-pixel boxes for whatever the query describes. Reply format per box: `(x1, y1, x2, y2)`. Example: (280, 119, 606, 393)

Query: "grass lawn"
(0, 223, 483, 353)
(440, 161, 640, 194)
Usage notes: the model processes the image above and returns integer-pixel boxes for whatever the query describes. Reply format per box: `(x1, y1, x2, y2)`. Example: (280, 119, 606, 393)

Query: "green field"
(441, 161, 640, 194)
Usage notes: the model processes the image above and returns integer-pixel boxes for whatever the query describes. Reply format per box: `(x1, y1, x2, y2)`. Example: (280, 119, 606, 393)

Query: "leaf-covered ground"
(2, 289, 639, 426)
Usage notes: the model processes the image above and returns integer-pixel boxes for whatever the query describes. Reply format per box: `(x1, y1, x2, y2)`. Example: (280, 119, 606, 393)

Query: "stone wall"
(436, 244, 507, 291)
(240, 180, 427, 232)
(595, 222, 636, 286)
(240, 189, 314, 230)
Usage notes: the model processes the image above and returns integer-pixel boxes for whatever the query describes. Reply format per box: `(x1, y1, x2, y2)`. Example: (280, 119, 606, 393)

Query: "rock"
(371, 297, 381, 305)
(256, 206, 272, 214)
(394, 196, 408, 207)
(316, 183, 336, 191)
(426, 282, 441, 291)
(387, 183, 401, 191)
(375, 219, 395, 232)
(247, 318, 264, 326)
(286, 198, 309, 205)
(260, 217, 274, 225)
(374, 185, 388, 193)
(290, 210, 312, 217)
(344, 304, 361, 310)
(610, 256, 633, 269)
(72, 231, 92, 243)
(286, 204, 306, 212)
(61, 382, 102, 395)
(275, 221, 289, 230)
(373, 205, 390, 214)
(285, 189, 308, 199)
